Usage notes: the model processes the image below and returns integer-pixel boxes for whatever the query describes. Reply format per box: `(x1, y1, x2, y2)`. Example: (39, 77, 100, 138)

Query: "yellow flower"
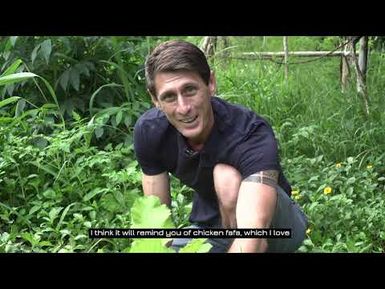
(306, 228, 311, 235)
(294, 195, 302, 201)
(336, 163, 342, 168)
(291, 190, 299, 196)
(367, 164, 373, 169)
(323, 186, 332, 195)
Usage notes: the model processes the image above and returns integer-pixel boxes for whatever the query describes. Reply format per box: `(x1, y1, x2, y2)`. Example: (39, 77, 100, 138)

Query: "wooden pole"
(283, 36, 289, 80)
(357, 36, 368, 93)
(341, 38, 351, 92)
(350, 36, 369, 116)
(221, 36, 230, 58)
(341, 55, 350, 92)
(201, 36, 217, 58)
(235, 51, 358, 59)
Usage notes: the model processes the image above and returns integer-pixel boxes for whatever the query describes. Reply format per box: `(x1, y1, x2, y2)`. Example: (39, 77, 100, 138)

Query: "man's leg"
(169, 223, 233, 253)
(266, 186, 308, 252)
(169, 224, 200, 252)
(213, 163, 242, 228)
(171, 163, 242, 252)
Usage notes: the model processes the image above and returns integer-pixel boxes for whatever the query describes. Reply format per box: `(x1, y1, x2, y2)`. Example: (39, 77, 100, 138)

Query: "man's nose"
(176, 95, 191, 115)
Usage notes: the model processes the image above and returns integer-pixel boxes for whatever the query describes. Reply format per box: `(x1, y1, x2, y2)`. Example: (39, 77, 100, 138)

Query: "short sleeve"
(232, 122, 280, 179)
(133, 119, 166, 175)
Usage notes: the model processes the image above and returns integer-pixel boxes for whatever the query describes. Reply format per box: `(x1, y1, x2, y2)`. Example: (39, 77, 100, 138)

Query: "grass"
(214, 38, 385, 162)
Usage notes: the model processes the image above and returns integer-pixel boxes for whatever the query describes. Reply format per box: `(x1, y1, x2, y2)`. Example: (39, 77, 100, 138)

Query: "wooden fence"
(201, 36, 370, 115)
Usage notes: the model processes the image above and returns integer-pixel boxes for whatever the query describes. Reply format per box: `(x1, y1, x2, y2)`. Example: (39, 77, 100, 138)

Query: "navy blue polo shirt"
(134, 96, 291, 225)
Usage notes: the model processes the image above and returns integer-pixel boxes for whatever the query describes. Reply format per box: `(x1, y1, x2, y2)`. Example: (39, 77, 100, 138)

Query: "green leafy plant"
(128, 195, 211, 253)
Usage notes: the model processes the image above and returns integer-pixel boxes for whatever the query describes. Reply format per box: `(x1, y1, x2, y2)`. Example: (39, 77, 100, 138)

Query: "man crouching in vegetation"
(134, 40, 308, 252)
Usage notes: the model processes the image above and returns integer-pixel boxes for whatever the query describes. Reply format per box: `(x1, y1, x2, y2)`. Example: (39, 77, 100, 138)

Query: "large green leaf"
(0, 72, 37, 86)
(128, 196, 177, 253)
(130, 195, 174, 228)
(129, 239, 175, 253)
(179, 238, 212, 253)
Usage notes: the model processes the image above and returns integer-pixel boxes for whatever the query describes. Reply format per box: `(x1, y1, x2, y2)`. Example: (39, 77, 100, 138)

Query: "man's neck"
(188, 142, 204, 152)
(187, 109, 215, 152)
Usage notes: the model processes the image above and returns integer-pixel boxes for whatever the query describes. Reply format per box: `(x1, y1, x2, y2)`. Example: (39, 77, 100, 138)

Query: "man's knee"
(213, 163, 242, 209)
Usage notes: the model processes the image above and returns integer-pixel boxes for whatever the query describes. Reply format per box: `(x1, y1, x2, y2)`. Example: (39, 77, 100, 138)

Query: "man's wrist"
(228, 238, 268, 253)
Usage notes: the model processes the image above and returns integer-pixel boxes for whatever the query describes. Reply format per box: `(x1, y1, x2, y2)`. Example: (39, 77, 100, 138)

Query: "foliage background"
(0, 36, 384, 252)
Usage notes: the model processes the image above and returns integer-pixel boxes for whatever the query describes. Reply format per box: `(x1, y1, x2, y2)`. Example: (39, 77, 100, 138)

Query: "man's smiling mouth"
(180, 115, 198, 123)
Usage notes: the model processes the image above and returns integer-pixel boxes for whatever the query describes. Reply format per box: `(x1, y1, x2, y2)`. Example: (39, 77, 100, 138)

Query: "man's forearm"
(142, 172, 171, 206)
(144, 190, 171, 206)
(228, 179, 278, 253)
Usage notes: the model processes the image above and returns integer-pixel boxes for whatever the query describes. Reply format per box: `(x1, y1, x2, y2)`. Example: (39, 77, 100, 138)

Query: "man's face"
(152, 70, 216, 146)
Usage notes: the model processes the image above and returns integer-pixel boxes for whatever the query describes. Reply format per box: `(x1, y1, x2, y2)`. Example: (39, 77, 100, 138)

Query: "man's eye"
(184, 86, 197, 95)
(162, 95, 176, 102)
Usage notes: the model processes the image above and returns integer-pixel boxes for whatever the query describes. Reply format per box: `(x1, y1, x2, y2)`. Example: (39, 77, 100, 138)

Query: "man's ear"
(148, 89, 161, 109)
(208, 71, 216, 96)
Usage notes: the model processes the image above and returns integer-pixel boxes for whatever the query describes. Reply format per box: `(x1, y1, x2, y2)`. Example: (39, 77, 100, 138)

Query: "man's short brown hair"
(145, 40, 211, 98)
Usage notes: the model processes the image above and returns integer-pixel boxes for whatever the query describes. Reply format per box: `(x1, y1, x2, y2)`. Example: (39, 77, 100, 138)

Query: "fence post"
(357, 36, 368, 94)
(341, 39, 351, 92)
(201, 36, 217, 58)
(283, 36, 289, 81)
(350, 36, 369, 116)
